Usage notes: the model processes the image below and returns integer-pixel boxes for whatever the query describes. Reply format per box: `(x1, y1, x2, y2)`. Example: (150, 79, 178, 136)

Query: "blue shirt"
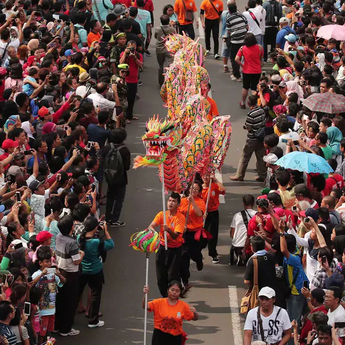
(87, 124, 111, 149)
(276, 26, 296, 48)
(284, 252, 309, 295)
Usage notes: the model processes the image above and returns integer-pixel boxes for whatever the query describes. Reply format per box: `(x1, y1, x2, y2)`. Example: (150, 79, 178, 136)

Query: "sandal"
(125, 119, 131, 124)
(239, 102, 246, 109)
(132, 116, 139, 120)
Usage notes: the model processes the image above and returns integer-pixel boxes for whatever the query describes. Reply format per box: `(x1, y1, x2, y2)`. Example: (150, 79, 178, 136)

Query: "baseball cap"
(64, 49, 74, 57)
(285, 33, 297, 43)
(118, 63, 129, 70)
(36, 231, 53, 243)
(29, 177, 45, 193)
(271, 74, 282, 84)
(0, 67, 7, 76)
(2, 139, 17, 150)
(279, 17, 289, 24)
(258, 287, 276, 299)
(299, 208, 319, 221)
(263, 153, 278, 164)
(38, 106, 50, 118)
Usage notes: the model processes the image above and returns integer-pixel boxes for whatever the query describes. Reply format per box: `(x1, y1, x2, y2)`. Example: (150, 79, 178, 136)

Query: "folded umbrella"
(317, 24, 345, 41)
(274, 151, 333, 174)
(302, 92, 345, 114)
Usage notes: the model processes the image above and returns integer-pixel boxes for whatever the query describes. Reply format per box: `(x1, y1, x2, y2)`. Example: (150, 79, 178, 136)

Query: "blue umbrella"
(274, 151, 334, 174)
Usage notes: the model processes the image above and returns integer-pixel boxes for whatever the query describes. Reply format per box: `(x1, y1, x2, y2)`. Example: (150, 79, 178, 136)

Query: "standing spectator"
(155, 15, 176, 86)
(243, 0, 265, 46)
(87, 20, 103, 48)
(0, 301, 16, 345)
(99, 128, 130, 227)
(263, 0, 282, 60)
(235, 33, 263, 108)
(225, 3, 248, 81)
(134, 0, 154, 27)
(243, 287, 291, 345)
(135, 0, 152, 56)
(276, 17, 295, 49)
(230, 95, 267, 182)
(220, 2, 230, 72)
(92, 0, 113, 24)
(230, 194, 256, 265)
(174, 0, 198, 40)
(55, 215, 84, 337)
(325, 286, 345, 327)
(119, 41, 143, 123)
(200, 0, 223, 59)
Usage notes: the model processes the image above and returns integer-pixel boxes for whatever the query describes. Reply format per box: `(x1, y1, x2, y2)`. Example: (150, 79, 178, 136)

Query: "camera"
(259, 82, 266, 89)
(256, 198, 269, 209)
(128, 46, 135, 52)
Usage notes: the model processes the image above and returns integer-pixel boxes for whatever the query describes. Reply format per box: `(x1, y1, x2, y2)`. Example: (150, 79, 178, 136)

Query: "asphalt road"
(58, 0, 268, 344)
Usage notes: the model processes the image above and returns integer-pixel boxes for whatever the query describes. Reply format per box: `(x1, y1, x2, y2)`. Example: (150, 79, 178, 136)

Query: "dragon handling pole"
(161, 164, 168, 250)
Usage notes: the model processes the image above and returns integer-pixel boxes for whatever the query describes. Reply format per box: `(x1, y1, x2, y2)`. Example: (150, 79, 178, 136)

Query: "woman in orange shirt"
(143, 281, 199, 345)
(201, 174, 225, 264)
(179, 180, 206, 286)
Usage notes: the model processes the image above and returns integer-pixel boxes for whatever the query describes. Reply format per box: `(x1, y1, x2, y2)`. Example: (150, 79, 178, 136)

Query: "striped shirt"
(245, 106, 266, 139)
(55, 233, 81, 273)
(226, 12, 248, 44)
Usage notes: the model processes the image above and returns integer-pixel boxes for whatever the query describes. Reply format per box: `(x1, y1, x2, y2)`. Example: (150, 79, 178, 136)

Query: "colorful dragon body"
(133, 34, 232, 192)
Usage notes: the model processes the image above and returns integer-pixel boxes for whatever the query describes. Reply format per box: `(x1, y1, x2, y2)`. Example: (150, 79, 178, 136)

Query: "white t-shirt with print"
(244, 306, 291, 344)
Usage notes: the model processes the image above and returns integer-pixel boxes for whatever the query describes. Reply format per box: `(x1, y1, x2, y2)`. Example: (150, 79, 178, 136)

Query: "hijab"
(21, 121, 34, 139)
(327, 126, 343, 156)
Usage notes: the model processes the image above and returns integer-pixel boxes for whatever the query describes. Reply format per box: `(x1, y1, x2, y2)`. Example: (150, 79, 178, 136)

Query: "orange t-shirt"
(200, 0, 223, 20)
(179, 196, 205, 231)
(201, 182, 225, 212)
(87, 31, 101, 47)
(174, 0, 197, 25)
(148, 298, 194, 336)
(206, 96, 219, 121)
(153, 211, 186, 248)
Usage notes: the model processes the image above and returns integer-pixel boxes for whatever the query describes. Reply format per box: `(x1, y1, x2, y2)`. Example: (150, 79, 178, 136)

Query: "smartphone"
(322, 256, 327, 264)
(87, 141, 92, 150)
(335, 323, 345, 337)
(86, 195, 90, 202)
(16, 191, 21, 202)
(292, 206, 297, 211)
(14, 242, 23, 250)
(115, 106, 123, 116)
(10, 174, 16, 184)
(91, 184, 96, 192)
(281, 138, 288, 143)
(304, 218, 310, 223)
(23, 150, 32, 155)
(27, 277, 32, 283)
(46, 268, 56, 275)
(24, 302, 31, 316)
(303, 281, 309, 289)
(64, 126, 69, 131)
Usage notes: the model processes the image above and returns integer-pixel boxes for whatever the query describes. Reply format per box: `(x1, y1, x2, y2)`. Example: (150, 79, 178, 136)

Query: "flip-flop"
(125, 119, 131, 124)
(132, 116, 139, 120)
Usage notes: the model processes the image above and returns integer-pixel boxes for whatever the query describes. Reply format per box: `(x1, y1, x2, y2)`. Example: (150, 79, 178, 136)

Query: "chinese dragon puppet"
(133, 34, 232, 193)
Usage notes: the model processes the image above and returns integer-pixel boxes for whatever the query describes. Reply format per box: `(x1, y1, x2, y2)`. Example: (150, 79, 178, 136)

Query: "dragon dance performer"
(148, 193, 186, 297)
(179, 180, 206, 286)
(202, 174, 225, 264)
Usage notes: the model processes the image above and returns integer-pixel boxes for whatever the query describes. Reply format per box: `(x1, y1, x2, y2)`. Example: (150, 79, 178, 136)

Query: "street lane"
(58, 0, 269, 343)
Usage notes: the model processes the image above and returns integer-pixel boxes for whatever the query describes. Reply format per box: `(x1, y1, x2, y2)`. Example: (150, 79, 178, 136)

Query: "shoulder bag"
(241, 210, 253, 230)
(248, 9, 260, 28)
(240, 256, 259, 315)
(93, 0, 105, 26)
(0, 41, 10, 66)
(257, 306, 282, 342)
(285, 267, 299, 299)
(208, 0, 220, 17)
(182, 0, 194, 22)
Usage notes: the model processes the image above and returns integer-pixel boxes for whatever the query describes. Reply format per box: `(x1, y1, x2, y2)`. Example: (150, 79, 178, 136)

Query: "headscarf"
(42, 122, 57, 135)
(27, 39, 39, 51)
(286, 80, 304, 103)
(327, 126, 343, 156)
(4, 115, 19, 133)
(21, 121, 35, 139)
(316, 53, 326, 72)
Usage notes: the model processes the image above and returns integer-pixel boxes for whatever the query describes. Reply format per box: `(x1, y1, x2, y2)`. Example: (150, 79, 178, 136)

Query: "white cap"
(279, 17, 289, 24)
(263, 153, 278, 164)
(258, 286, 276, 299)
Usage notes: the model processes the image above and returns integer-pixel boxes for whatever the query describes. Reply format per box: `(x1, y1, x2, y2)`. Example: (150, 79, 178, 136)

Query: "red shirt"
(112, 0, 132, 7)
(236, 45, 263, 74)
(134, 0, 154, 11)
(120, 51, 143, 84)
(323, 173, 344, 196)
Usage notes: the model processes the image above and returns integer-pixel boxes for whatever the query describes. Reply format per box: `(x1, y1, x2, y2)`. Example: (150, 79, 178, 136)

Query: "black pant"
(179, 23, 195, 40)
(55, 270, 79, 333)
(230, 43, 242, 79)
(180, 231, 204, 285)
(156, 245, 182, 297)
(106, 184, 126, 223)
(229, 245, 244, 265)
(126, 82, 137, 120)
(79, 270, 104, 325)
(205, 210, 219, 258)
(152, 328, 182, 345)
(264, 26, 278, 61)
(205, 18, 219, 54)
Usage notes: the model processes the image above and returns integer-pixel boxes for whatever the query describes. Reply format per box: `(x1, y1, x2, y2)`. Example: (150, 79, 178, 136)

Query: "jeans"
(264, 27, 278, 61)
(55, 270, 79, 333)
(179, 23, 195, 39)
(79, 270, 104, 325)
(156, 245, 182, 297)
(126, 82, 137, 120)
(235, 138, 267, 180)
(255, 34, 263, 46)
(106, 184, 126, 223)
(205, 18, 220, 54)
(287, 294, 306, 328)
(230, 43, 242, 79)
(205, 210, 219, 258)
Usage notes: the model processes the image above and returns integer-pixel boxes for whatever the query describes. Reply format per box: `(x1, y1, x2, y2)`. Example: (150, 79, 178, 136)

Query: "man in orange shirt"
(149, 192, 186, 297)
(200, 0, 223, 58)
(87, 19, 103, 47)
(174, 0, 198, 40)
(203, 83, 219, 121)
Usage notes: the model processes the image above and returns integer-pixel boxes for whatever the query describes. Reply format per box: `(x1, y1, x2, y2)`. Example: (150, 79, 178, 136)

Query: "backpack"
(104, 143, 125, 184)
(266, 0, 280, 27)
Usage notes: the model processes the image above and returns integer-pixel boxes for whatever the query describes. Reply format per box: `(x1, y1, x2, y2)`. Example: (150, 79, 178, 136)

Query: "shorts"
(242, 72, 261, 91)
(40, 315, 55, 336)
(221, 42, 230, 58)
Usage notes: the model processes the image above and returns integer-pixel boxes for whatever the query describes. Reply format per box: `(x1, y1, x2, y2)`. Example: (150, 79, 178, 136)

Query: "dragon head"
(135, 115, 182, 167)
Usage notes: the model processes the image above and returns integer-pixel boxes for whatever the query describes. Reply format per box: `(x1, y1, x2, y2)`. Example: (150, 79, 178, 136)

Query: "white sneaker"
(230, 74, 237, 81)
(88, 320, 105, 328)
(60, 329, 80, 336)
(205, 50, 210, 55)
(214, 54, 220, 60)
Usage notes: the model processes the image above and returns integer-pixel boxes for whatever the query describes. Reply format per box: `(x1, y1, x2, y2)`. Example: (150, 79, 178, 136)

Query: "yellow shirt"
(64, 64, 86, 75)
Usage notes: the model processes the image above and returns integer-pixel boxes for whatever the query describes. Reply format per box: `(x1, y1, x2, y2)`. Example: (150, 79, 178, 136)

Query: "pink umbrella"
(317, 24, 345, 41)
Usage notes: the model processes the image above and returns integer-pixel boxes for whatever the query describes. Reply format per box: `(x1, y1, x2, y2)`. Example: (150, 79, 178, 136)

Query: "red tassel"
(194, 228, 213, 241)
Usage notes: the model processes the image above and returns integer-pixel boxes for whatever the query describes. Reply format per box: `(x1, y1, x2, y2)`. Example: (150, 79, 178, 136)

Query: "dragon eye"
(161, 125, 174, 134)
